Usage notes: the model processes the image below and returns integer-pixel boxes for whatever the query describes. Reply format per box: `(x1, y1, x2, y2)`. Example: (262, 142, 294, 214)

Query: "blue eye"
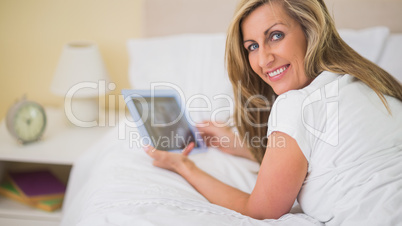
(271, 32, 284, 41)
(248, 43, 259, 51)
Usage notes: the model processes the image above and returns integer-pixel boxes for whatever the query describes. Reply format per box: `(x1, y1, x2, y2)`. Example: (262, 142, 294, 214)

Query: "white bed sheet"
(61, 121, 323, 226)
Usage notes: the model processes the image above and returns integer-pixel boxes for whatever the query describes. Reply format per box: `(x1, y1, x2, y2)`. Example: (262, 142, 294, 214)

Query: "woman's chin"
(272, 86, 289, 96)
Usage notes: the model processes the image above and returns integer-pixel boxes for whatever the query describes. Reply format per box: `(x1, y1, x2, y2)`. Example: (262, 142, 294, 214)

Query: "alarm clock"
(6, 98, 47, 144)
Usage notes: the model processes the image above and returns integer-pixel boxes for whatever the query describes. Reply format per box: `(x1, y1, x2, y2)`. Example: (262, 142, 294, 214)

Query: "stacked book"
(0, 169, 66, 212)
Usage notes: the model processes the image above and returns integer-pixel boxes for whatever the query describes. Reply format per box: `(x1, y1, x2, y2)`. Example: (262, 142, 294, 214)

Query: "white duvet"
(60, 123, 322, 226)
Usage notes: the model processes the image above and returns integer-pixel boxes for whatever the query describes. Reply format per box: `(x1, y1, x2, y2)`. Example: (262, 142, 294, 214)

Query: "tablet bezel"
(122, 89, 207, 153)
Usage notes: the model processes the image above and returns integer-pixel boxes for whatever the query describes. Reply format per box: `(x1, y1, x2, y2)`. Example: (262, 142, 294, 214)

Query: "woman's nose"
(258, 46, 274, 68)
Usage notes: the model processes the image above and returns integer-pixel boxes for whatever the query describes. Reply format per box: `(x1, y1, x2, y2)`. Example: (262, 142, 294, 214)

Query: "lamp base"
(64, 97, 99, 127)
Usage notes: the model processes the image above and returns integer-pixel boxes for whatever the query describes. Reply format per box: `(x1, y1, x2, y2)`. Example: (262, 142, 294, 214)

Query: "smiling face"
(241, 3, 311, 95)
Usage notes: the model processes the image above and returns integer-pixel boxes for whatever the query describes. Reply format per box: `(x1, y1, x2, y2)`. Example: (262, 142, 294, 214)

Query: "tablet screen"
(132, 96, 197, 151)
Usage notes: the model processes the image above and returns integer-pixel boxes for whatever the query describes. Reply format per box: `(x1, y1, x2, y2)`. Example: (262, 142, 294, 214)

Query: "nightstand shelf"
(0, 107, 111, 225)
(0, 195, 61, 220)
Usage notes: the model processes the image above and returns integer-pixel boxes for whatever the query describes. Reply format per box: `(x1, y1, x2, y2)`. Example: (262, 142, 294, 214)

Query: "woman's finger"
(196, 121, 208, 128)
(182, 142, 195, 156)
(144, 145, 159, 158)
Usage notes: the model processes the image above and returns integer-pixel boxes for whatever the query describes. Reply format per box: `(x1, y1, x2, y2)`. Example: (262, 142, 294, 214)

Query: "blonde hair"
(226, 0, 402, 163)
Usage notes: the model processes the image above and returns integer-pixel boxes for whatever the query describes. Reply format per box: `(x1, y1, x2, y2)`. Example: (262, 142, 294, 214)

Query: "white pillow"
(378, 34, 402, 83)
(339, 26, 390, 63)
(127, 33, 233, 123)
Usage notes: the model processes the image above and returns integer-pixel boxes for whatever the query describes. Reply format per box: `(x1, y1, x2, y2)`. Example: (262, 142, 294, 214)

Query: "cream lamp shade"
(51, 41, 110, 97)
(51, 41, 111, 126)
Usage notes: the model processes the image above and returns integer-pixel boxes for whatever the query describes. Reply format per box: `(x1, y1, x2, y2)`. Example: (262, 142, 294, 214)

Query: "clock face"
(7, 101, 47, 144)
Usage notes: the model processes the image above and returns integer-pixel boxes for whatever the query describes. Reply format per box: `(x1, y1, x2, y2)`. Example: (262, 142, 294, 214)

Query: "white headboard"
(142, 0, 402, 37)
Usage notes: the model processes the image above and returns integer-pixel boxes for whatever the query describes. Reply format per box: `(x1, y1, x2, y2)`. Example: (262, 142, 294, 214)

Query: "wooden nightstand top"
(0, 107, 112, 165)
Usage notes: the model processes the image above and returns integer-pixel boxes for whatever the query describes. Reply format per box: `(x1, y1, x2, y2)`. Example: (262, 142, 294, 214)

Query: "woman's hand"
(196, 121, 255, 161)
(144, 142, 196, 175)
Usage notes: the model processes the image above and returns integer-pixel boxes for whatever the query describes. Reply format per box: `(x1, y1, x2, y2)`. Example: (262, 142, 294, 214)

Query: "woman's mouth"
(268, 64, 289, 77)
(266, 64, 290, 82)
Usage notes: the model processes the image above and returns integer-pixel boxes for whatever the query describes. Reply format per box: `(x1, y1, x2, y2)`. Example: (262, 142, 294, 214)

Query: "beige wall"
(143, 0, 402, 38)
(0, 0, 143, 121)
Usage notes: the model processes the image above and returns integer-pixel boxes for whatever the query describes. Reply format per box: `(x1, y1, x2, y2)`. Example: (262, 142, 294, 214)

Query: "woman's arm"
(245, 132, 308, 219)
(145, 131, 307, 219)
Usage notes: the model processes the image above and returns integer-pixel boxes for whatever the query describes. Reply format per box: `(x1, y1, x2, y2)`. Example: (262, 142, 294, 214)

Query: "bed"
(60, 0, 402, 225)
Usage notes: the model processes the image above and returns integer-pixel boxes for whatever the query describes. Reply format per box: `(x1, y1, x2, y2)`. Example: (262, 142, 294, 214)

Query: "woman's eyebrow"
(264, 22, 281, 36)
(243, 22, 282, 44)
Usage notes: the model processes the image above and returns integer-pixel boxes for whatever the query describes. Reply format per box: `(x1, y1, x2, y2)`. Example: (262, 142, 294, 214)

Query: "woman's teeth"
(268, 65, 289, 77)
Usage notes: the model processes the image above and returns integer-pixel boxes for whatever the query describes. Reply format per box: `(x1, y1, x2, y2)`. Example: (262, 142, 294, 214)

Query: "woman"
(145, 0, 402, 224)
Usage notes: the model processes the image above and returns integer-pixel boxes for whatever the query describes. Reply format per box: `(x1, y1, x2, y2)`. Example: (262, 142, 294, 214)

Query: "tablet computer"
(122, 89, 207, 153)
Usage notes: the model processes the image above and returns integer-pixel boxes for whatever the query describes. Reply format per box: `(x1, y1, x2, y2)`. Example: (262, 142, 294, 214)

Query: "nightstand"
(0, 107, 111, 226)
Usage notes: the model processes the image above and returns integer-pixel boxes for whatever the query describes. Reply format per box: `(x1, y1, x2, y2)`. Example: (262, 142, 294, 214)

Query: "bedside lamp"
(51, 41, 111, 127)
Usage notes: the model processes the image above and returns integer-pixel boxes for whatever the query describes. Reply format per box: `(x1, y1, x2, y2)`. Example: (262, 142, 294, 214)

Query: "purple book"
(8, 170, 66, 201)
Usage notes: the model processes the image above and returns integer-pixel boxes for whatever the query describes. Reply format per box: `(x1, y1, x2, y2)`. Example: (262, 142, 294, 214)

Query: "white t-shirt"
(267, 71, 402, 225)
